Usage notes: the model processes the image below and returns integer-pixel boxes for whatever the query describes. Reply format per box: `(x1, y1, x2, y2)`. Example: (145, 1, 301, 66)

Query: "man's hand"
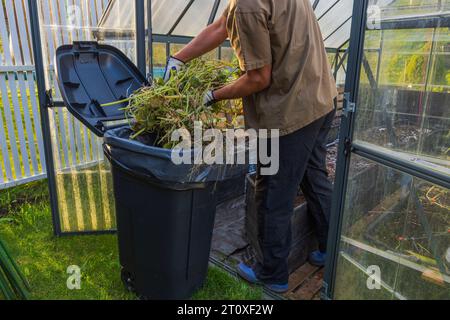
(204, 90, 217, 107)
(163, 56, 185, 82)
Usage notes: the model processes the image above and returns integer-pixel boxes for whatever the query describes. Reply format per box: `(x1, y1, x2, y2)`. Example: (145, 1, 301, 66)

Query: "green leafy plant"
(0, 228, 30, 300)
(103, 58, 243, 149)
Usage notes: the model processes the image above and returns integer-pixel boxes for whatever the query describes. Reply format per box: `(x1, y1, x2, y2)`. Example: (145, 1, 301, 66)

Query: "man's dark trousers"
(254, 110, 335, 285)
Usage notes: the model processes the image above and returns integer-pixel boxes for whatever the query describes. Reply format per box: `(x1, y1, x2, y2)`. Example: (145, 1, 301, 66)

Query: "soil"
(326, 145, 338, 181)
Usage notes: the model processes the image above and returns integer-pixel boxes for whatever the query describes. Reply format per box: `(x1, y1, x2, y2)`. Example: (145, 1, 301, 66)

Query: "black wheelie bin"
(54, 42, 247, 299)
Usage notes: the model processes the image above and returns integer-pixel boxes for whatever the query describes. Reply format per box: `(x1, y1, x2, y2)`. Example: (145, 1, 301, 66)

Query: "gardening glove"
(204, 90, 217, 107)
(163, 56, 185, 82)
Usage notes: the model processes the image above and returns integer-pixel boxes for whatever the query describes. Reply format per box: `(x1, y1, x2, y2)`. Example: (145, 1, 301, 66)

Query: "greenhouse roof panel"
(98, 0, 135, 30)
(172, 0, 216, 36)
(317, 0, 354, 49)
(99, 0, 448, 49)
(99, 0, 357, 49)
(152, 0, 194, 34)
(324, 18, 352, 49)
(214, 0, 229, 21)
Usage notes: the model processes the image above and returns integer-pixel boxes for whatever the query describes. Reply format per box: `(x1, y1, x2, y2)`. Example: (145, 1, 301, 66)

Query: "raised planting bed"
(341, 176, 450, 299)
(364, 183, 449, 270)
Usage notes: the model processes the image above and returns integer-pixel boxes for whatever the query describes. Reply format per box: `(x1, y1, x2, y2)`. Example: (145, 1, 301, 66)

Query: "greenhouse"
(0, 0, 448, 301)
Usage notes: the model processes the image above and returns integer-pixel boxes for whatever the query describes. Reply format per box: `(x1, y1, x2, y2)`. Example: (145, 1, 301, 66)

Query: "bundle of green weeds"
(123, 58, 243, 149)
(0, 238, 30, 300)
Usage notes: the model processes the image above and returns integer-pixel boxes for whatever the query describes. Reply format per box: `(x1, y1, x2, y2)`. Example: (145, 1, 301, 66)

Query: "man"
(164, 0, 337, 293)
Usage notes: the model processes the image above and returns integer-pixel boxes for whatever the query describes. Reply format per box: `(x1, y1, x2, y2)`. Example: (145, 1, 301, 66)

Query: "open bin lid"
(55, 42, 147, 137)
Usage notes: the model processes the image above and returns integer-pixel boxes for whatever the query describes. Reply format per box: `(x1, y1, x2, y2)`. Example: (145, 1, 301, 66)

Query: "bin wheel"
(120, 268, 135, 293)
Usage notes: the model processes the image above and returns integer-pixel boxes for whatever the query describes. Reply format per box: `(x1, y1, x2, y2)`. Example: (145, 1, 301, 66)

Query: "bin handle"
(102, 144, 208, 191)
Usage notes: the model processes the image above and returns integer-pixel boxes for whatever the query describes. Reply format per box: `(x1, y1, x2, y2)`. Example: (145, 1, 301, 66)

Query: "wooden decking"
(284, 263, 324, 300)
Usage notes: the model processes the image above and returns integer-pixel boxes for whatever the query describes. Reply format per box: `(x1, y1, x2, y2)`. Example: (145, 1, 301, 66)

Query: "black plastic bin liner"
(104, 126, 248, 187)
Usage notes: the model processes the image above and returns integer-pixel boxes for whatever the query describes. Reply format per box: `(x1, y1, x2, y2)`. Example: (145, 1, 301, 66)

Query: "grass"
(0, 180, 262, 300)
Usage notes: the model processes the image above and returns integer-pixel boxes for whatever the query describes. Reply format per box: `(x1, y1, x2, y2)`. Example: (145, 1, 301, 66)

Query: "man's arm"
(213, 65, 272, 101)
(174, 16, 228, 63)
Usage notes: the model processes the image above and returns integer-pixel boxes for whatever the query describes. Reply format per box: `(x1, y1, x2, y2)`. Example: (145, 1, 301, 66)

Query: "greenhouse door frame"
(27, 0, 147, 236)
(322, 0, 450, 300)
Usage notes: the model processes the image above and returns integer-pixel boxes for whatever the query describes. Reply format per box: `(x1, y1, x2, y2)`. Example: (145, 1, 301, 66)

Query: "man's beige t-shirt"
(223, 0, 338, 136)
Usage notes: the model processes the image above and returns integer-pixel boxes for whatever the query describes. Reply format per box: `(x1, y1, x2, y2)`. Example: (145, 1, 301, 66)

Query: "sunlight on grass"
(55, 162, 116, 233)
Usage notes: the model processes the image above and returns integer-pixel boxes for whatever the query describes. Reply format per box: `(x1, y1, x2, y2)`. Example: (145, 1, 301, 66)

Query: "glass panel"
(169, 43, 185, 57)
(152, 42, 167, 78)
(173, 0, 214, 37)
(330, 51, 348, 87)
(100, 0, 209, 36)
(360, 30, 381, 86)
(313, 0, 447, 49)
(214, 0, 229, 21)
(333, 0, 450, 300)
(314, 0, 341, 19)
(98, 0, 135, 30)
(220, 47, 235, 62)
(379, 0, 447, 19)
(334, 155, 450, 300)
(354, 23, 449, 176)
(37, 0, 133, 232)
(151, 0, 191, 34)
(99, 0, 136, 61)
(324, 19, 352, 49)
(318, 0, 353, 40)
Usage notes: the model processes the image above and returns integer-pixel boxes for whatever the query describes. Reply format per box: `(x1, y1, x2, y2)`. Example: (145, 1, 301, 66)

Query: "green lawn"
(0, 180, 262, 300)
